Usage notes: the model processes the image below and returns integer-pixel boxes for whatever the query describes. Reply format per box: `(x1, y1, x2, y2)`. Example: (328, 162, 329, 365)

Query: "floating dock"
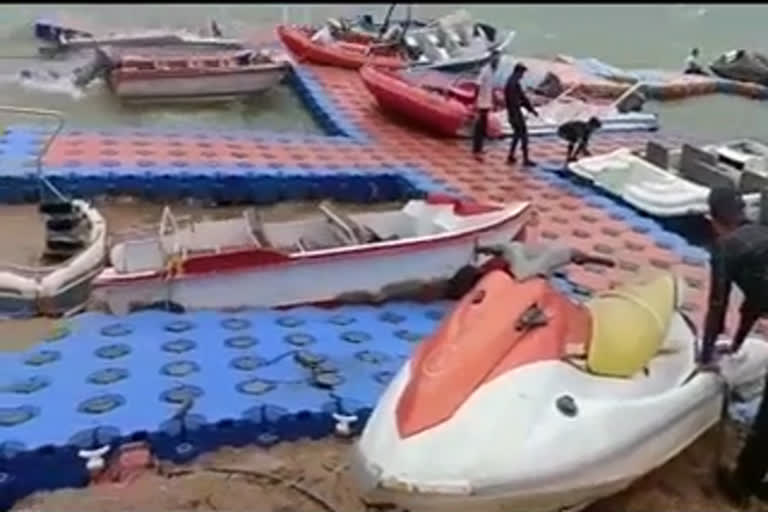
(0, 55, 763, 508)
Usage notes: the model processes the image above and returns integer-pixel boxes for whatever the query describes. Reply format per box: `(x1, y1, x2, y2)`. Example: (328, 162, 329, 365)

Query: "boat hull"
(360, 65, 503, 138)
(352, 269, 768, 512)
(353, 336, 768, 512)
(110, 66, 289, 102)
(276, 25, 405, 70)
(92, 208, 528, 314)
(569, 148, 761, 218)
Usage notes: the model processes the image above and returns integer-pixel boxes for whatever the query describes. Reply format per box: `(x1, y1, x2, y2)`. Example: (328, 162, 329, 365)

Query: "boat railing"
(158, 206, 190, 261)
(0, 105, 68, 203)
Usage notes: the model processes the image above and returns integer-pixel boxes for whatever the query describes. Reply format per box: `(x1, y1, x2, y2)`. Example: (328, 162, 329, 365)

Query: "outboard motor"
(73, 47, 116, 88)
(40, 200, 87, 261)
(617, 89, 647, 113)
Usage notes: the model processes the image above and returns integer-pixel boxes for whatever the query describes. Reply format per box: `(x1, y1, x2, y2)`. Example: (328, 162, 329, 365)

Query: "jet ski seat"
(584, 272, 678, 378)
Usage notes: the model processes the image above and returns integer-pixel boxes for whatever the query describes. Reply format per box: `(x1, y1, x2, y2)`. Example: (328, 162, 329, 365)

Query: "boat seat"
(244, 207, 271, 248)
(679, 144, 738, 189)
(740, 169, 768, 194)
(299, 235, 345, 251)
(645, 141, 670, 169)
(585, 272, 677, 378)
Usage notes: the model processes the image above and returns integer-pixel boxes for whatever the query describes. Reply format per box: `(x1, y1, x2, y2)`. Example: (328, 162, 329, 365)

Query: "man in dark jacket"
(558, 116, 602, 166)
(701, 187, 768, 507)
(504, 63, 539, 167)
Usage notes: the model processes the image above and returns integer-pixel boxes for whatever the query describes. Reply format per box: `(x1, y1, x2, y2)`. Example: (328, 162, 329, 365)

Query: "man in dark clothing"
(700, 187, 768, 507)
(504, 63, 539, 167)
(558, 116, 602, 166)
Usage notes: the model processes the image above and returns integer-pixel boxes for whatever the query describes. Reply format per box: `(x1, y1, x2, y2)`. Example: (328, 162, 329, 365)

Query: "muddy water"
(0, 198, 402, 352)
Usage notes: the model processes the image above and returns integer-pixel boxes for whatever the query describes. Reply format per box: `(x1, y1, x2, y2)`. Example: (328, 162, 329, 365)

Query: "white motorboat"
(101, 48, 292, 103)
(92, 196, 531, 314)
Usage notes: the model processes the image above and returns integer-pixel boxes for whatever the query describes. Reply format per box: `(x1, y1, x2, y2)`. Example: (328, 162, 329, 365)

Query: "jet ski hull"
(353, 271, 768, 512)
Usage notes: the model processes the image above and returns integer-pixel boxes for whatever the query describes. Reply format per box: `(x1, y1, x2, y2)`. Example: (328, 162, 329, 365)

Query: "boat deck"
(0, 60, 763, 506)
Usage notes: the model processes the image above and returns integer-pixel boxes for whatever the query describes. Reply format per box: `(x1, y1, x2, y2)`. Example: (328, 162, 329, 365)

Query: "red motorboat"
(276, 24, 406, 70)
(360, 65, 504, 137)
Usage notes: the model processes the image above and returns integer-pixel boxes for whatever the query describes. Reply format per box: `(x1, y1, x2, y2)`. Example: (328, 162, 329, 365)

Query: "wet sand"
(0, 198, 401, 352)
(11, 422, 768, 512)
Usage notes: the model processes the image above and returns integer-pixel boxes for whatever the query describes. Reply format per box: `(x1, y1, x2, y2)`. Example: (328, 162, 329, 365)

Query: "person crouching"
(557, 116, 602, 167)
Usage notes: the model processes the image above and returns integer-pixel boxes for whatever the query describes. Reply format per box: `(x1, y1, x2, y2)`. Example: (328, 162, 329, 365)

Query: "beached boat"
(100, 48, 291, 103)
(91, 196, 531, 314)
(0, 200, 107, 318)
(276, 9, 507, 71)
(360, 66, 657, 138)
(710, 49, 768, 85)
(353, 265, 768, 512)
(568, 139, 768, 218)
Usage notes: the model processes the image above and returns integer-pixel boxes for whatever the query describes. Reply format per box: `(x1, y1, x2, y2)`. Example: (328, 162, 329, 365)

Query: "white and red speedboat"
(92, 196, 530, 314)
(352, 260, 768, 512)
(100, 48, 291, 103)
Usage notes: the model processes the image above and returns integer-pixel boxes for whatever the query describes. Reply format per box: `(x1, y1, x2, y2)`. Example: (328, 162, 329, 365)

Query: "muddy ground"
(9, 423, 768, 512)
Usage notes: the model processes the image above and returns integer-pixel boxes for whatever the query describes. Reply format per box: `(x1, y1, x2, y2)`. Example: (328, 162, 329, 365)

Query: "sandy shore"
(10, 422, 768, 512)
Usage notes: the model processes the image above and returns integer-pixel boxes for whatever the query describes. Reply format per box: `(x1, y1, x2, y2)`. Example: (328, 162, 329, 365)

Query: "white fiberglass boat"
(493, 83, 658, 137)
(92, 196, 530, 314)
(568, 139, 768, 218)
(0, 199, 107, 318)
(352, 266, 768, 512)
(103, 49, 291, 104)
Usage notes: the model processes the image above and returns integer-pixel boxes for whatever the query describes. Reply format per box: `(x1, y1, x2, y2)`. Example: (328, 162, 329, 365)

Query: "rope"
(164, 254, 184, 280)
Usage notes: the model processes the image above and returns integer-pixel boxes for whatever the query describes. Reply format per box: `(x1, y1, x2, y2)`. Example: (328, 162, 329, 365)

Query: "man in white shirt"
(472, 51, 500, 162)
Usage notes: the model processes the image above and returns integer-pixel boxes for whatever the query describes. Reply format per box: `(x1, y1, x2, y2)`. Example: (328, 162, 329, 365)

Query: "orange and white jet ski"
(352, 250, 768, 512)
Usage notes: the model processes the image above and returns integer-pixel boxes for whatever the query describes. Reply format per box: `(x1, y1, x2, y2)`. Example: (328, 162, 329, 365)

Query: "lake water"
(1, 3, 767, 138)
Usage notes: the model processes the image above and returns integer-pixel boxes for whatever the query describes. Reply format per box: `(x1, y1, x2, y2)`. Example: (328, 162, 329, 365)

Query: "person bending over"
(700, 187, 768, 507)
(558, 116, 602, 167)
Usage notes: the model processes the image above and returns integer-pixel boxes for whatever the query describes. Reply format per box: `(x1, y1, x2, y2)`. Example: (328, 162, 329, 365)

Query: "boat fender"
(332, 412, 357, 437)
(78, 444, 111, 474)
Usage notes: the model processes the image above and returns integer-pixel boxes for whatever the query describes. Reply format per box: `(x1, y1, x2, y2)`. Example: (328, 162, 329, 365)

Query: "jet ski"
(352, 248, 768, 512)
(710, 49, 768, 86)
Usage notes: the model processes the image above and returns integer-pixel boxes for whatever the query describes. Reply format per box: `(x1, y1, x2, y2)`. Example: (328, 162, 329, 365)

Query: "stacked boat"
(360, 65, 657, 138)
(277, 9, 511, 71)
